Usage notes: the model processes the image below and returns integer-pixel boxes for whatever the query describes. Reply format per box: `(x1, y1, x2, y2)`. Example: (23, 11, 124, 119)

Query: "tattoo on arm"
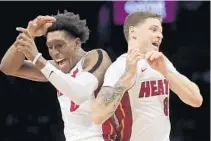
(103, 82, 126, 106)
(97, 76, 128, 116)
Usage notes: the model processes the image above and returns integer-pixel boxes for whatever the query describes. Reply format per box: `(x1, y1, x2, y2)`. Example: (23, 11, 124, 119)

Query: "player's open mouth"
(152, 42, 159, 48)
(56, 59, 65, 66)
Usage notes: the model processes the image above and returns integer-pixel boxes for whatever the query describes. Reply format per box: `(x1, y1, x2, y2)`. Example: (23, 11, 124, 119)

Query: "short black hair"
(47, 10, 90, 43)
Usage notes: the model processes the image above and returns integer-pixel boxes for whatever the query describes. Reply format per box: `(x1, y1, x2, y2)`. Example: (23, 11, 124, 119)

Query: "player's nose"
(157, 32, 163, 40)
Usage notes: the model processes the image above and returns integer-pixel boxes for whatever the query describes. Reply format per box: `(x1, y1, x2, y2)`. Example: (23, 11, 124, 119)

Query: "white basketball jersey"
(57, 57, 117, 141)
(103, 54, 179, 141)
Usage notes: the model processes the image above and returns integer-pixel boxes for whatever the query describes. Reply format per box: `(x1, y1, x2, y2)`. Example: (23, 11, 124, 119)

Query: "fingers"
(16, 27, 31, 38)
(28, 20, 37, 28)
(145, 51, 162, 61)
(14, 39, 27, 53)
(14, 40, 23, 52)
(128, 49, 144, 63)
(154, 52, 162, 60)
(15, 32, 33, 52)
(149, 52, 157, 61)
(134, 55, 143, 62)
(16, 45, 25, 52)
(16, 33, 32, 44)
(43, 22, 53, 31)
(16, 38, 31, 47)
(37, 15, 56, 23)
(27, 15, 55, 30)
(128, 49, 141, 57)
(26, 15, 55, 37)
(145, 51, 153, 60)
(36, 15, 56, 27)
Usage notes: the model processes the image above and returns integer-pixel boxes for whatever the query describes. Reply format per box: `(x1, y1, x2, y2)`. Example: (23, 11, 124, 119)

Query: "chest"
(128, 67, 170, 101)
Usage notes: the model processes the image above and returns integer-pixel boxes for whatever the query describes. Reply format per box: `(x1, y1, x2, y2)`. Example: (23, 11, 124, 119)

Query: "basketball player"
(1, 11, 115, 141)
(92, 11, 203, 141)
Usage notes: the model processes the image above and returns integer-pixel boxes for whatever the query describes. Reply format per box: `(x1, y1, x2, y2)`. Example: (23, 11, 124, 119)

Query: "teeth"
(56, 59, 63, 62)
(56, 59, 64, 63)
(58, 60, 65, 65)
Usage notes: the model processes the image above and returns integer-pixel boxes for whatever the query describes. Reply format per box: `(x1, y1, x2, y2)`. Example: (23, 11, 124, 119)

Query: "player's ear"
(74, 37, 81, 48)
(129, 26, 137, 40)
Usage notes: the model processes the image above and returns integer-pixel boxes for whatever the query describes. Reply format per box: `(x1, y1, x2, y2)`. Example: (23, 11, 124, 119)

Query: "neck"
(74, 48, 86, 65)
(128, 40, 139, 51)
(128, 40, 148, 54)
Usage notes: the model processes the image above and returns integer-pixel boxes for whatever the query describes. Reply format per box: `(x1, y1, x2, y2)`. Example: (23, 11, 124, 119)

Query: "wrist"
(31, 53, 42, 64)
(161, 70, 169, 78)
(31, 36, 35, 40)
(123, 72, 137, 80)
(163, 71, 173, 80)
(26, 28, 36, 39)
(35, 56, 48, 70)
(121, 73, 136, 88)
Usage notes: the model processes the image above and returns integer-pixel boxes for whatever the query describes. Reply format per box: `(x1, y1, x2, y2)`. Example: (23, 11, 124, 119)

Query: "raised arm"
(166, 72, 202, 107)
(1, 60, 57, 82)
(0, 35, 54, 82)
(163, 58, 202, 107)
(1, 39, 25, 75)
(92, 74, 132, 124)
(92, 49, 143, 124)
(145, 51, 203, 107)
(0, 15, 56, 82)
(32, 48, 111, 104)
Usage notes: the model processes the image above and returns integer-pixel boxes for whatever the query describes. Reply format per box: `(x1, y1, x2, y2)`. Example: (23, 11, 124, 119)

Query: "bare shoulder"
(84, 49, 111, 62)
(83, 49, 112, 73)
(83, 49, 112, 86)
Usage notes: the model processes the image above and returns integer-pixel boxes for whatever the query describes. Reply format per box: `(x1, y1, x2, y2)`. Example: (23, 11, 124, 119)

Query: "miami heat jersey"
(103, 54, 178, 141)
(57, 57, 116, 141)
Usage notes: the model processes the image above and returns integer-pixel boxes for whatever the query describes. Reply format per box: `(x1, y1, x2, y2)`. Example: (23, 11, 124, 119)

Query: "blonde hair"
(123, 11, 161, 41)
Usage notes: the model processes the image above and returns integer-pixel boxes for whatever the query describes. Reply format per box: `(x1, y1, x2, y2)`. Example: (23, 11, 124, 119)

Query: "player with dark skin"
(1, 11, 113, 141)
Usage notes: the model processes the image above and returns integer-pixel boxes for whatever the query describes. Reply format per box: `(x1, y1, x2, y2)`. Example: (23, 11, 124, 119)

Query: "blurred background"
(0, 1, 209, 141)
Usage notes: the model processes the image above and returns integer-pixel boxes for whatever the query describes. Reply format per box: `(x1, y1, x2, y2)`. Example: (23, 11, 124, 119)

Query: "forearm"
(165, 72, 202, 107)
(1, 43, 25, 74)
(36, 57, 98, 105)
(92, 74, 132, 124)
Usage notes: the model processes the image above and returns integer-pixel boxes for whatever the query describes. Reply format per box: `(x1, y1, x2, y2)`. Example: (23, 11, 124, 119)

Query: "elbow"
(190, 94, 203, 108)
(191, 84, 203, 107)
(192, 95, 203, 108)
(0, 63, 14, 75)
(91, 103, 107, 124)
